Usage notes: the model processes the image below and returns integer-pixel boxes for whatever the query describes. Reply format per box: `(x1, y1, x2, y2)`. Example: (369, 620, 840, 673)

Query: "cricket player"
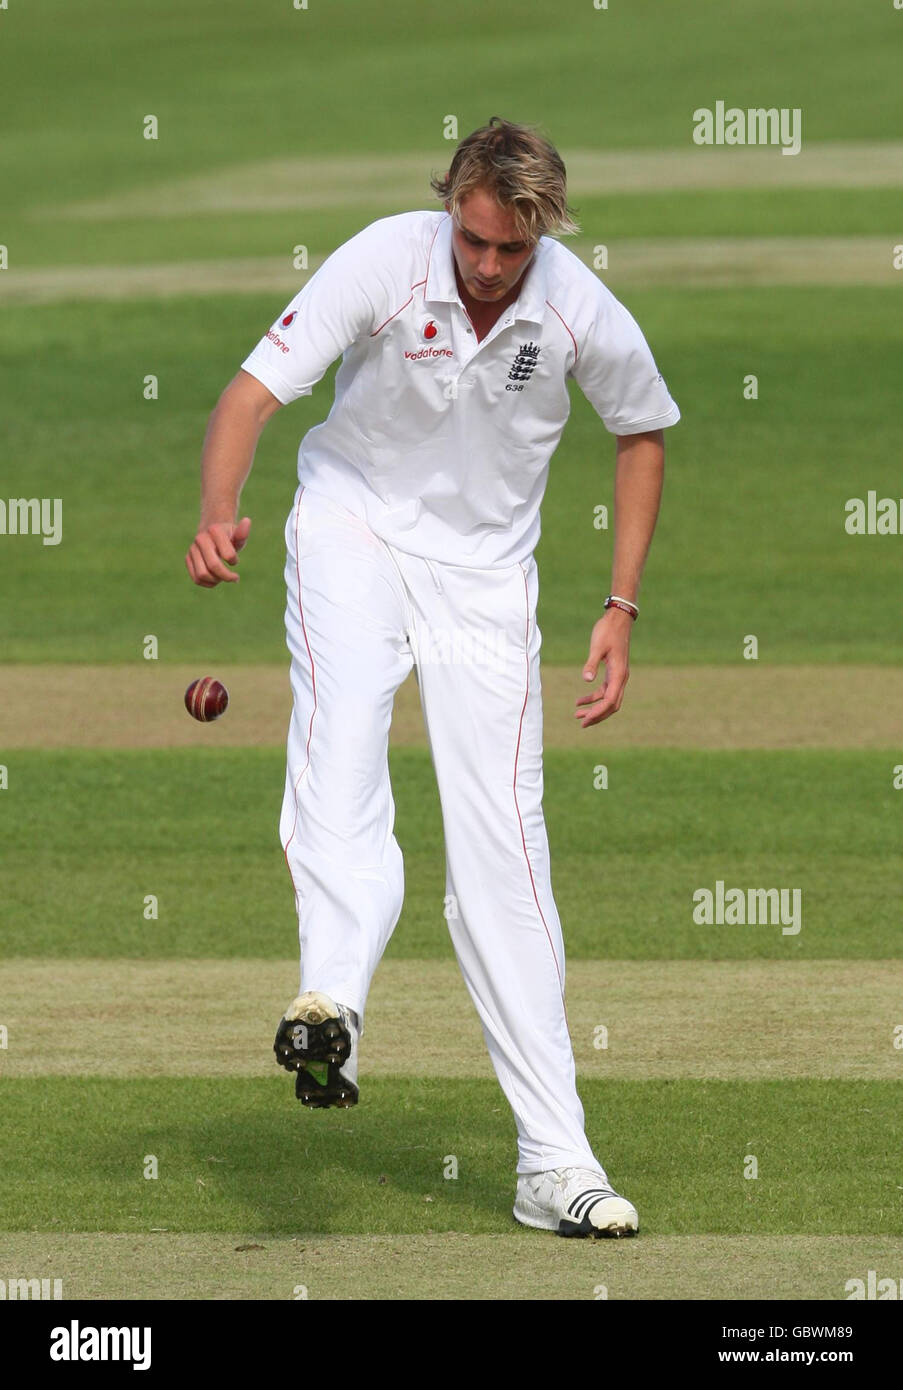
(186, 118, 680, 1238)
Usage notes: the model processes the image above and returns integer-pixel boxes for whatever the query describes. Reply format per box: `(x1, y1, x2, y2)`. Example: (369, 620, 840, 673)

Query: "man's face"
(447, 187, 537, 302)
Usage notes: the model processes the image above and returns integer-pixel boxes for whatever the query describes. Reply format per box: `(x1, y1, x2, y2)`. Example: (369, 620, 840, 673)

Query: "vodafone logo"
(404, 347, 453, 362)
(265, 309, 296, 354)
(265, 328, 290, 355)
(422, 320, 439, 342)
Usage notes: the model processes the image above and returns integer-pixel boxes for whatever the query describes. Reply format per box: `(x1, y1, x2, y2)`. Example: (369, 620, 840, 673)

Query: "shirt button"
(466, 328, 473, 335)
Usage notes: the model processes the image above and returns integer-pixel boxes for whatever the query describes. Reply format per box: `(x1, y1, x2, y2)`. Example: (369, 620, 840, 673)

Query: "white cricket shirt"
(241, 211, 680, 567)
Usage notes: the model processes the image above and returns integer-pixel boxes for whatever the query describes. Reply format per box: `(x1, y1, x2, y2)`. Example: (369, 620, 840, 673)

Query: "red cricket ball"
(184, 676, 229, 722)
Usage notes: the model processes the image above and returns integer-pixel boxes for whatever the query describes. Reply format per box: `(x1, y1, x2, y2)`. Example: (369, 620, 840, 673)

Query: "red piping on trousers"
(282, 486, 318, 894)
(512, 562, 567, 1014)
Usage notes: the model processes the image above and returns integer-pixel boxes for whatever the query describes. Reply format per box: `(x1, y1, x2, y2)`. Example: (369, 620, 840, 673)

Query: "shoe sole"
(274, 993, 358, 1109)
(514, 1201, 639, 1240)
(558, 1213, 638, 1239)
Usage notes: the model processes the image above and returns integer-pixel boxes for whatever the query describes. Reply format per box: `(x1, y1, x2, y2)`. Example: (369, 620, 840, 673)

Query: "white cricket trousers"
(280, 484, 603, 1176)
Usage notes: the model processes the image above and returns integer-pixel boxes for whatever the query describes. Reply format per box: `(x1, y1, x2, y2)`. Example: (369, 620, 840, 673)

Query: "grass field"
(2, 748, 902, 959)
(1, 0, 901, 1301)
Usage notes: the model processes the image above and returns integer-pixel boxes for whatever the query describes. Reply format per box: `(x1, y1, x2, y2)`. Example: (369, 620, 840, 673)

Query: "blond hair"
(430, 117, 579, 243)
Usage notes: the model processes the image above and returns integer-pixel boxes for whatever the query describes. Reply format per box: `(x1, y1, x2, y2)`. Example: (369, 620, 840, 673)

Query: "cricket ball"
(184, 676, 229, 722)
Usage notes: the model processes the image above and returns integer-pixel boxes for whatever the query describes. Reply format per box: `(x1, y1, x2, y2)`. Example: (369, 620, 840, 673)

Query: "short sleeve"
(240, 223, 385, 405)
(570, 285, 681, 436)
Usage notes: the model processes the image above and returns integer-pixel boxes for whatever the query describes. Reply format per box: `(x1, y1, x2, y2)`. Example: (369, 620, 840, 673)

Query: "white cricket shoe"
(273, 990, 359, 1108)
(514, 1166, 639, 1238)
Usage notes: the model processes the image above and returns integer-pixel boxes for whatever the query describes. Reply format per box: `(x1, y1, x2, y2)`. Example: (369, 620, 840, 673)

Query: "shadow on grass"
(0, 1077, 515, 1236)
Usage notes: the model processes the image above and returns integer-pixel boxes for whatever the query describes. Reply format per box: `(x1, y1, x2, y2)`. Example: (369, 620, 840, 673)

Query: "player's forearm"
(198, 390, 267, 526)
(609, 431, 665, 603)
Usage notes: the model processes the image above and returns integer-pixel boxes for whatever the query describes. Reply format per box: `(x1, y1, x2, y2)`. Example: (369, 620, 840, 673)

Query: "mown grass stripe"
(0, 1077, 899, 1236)
(1, 238, 898, 306)
(44, 143, 903, 225)
(1, 959, 900, 1081)
(2, 749, 900, 961)
(2, 1232, 901, 1302)
(2, 664, 903, 749)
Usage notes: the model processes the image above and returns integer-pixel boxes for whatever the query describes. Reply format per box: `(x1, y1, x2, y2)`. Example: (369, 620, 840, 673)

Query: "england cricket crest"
(506, 340, 540, 392)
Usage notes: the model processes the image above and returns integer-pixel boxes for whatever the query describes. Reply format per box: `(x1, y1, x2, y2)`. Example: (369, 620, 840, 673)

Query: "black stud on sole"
(294, 1061, 359, 1109)
(558, 1217, 638, 1239)
(274, 1010, 357, 1109)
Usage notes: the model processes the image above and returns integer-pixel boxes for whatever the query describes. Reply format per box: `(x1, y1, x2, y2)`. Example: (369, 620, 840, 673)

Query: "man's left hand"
(575, 609, 633, 727)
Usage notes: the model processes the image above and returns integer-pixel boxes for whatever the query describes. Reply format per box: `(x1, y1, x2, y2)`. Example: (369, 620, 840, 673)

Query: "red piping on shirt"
(370, 218, 443, 337)
(545, 299, 578, 365)
(422, 217, 443, 303)
(370, 280, 425, 337)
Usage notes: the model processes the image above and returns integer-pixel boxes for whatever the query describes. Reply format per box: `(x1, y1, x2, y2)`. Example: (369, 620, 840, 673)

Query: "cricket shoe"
(273, 991, 359, 1108)
(514, 1166, 639, 1238)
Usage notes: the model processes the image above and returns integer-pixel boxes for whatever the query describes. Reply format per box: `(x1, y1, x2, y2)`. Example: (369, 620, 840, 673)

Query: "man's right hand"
(185, 516, 252, 587)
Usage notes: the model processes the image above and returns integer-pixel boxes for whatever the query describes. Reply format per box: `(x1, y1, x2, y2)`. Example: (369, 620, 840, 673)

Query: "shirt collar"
(425, 213, 548, 327)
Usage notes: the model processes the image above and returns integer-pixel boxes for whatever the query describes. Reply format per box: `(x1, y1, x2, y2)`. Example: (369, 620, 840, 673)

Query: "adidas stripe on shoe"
(513, 1166, 639, 1238)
